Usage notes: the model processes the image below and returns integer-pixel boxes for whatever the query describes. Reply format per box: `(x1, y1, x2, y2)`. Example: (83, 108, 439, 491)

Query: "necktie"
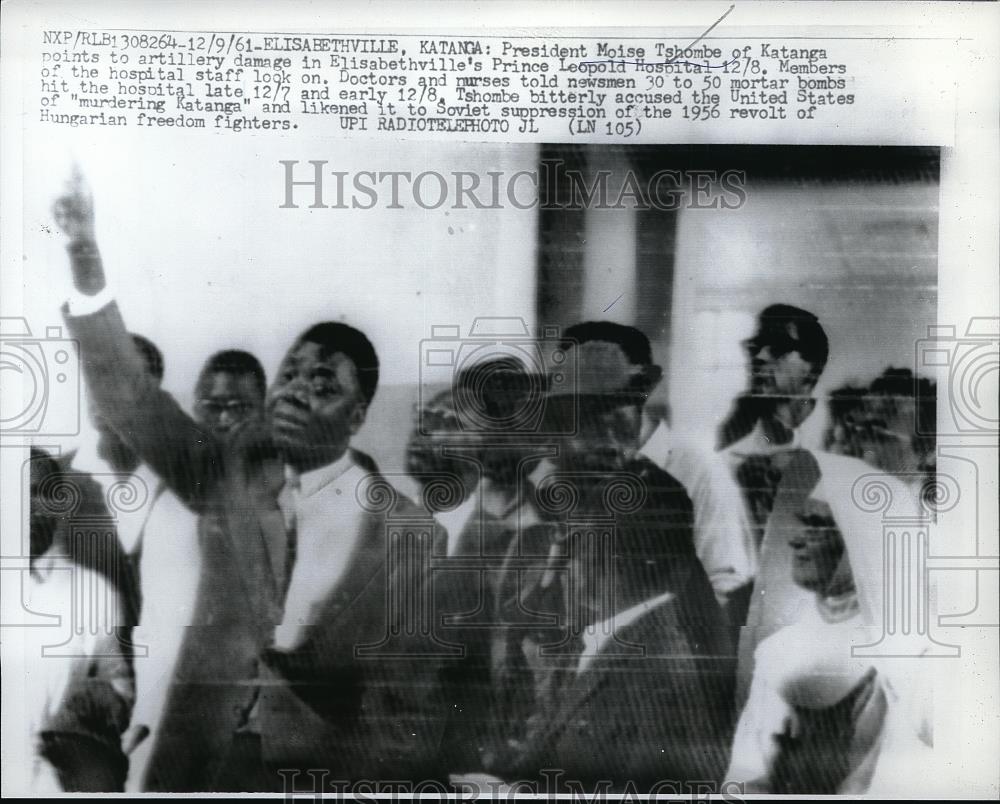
(236, 474, 299, 733)
(276, 474, 300, 604)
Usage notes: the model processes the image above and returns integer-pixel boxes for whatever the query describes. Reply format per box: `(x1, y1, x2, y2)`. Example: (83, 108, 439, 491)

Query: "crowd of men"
(19, 172, 938, 795)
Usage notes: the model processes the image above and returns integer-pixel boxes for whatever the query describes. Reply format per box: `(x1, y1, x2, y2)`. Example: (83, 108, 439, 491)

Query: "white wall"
(21, 132, 539, 474)
(668, 179, 938, 448)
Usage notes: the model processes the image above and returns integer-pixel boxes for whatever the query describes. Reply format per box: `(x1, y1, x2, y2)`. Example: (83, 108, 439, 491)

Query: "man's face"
(790, 497, 848, 593)
(826, 421, 861, 457)
(854, 394, 917, 475)
(555, 399, 641, 476)
(29, 459, 59, 560)
(744, 328, 815, 399)
(195, 371, 265, 438)
(405, 395, 481, 501)
(267, 340, 367, 468)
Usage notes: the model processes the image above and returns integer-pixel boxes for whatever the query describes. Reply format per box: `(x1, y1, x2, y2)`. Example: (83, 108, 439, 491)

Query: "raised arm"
(53, 169, 223, 508)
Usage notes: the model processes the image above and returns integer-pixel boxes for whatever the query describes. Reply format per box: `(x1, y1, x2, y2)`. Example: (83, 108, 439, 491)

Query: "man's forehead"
(200, 370, 259, 394)
(282, 340, 356, 369)
(755, 319, 798, 343)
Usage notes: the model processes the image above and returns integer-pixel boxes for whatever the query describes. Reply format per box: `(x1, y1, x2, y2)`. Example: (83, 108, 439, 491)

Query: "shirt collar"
(287, 449, 357, 499)
(728, 418, 801, 457)
(434, 490, 479, 556)
(638, 419, 671, 467)
(578, 589, 675, 673)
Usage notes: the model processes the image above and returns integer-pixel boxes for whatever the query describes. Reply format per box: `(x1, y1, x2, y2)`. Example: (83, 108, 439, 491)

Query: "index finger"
(66, 162, 90, 196)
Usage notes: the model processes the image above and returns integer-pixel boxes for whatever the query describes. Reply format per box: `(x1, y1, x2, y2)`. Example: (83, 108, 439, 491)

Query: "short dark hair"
(560, 321, 653, 366)
(130, 333, 164, 381)
(295, 322, 379, 406)
(199, 349, 267, 396)
(869, 366, 936, 454)
(753, 304, 829, 378)
(827, 384, 867, 423)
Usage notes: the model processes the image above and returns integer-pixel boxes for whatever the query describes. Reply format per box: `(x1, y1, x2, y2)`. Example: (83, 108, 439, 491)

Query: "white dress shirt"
(434, 491, 479, 557)
(640, 421, 757, 603)
(272, 450, 369, 650)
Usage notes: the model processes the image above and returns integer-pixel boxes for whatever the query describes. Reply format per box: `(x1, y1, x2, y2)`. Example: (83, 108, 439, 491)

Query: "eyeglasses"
(743, 333, 801, 359)
(196, 399, 254, 418)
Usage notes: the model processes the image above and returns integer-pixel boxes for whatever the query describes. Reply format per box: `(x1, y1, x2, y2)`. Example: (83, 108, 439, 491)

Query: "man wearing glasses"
(718, 303, 830, 455)
(716, 304, 831, 704)
(193, 350, 267, 439)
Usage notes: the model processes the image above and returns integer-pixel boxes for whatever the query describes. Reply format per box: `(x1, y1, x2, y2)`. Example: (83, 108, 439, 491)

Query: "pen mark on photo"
(579, 3, 738, 71)
(603, 293, 625, 313)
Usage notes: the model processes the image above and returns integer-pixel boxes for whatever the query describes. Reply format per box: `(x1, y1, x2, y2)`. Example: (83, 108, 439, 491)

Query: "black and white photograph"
(1, 1, 997, 799)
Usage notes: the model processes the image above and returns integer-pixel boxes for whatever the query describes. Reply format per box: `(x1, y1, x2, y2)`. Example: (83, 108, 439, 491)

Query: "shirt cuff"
(65, 286, 114, 317)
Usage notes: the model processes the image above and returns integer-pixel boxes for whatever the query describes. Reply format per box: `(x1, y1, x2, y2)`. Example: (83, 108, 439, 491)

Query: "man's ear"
(636, 363, 663, 393)
(348, 401, 368, 435)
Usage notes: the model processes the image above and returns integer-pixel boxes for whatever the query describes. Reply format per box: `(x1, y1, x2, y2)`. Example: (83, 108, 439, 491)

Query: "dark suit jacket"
(490, 459, 736, 787)
(717, 394, 764, 451)
(624, 458, 734, 647)
(66, 301, 445, 791)
(510, 599, 736, 792)
(432, 507, 517, 773)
